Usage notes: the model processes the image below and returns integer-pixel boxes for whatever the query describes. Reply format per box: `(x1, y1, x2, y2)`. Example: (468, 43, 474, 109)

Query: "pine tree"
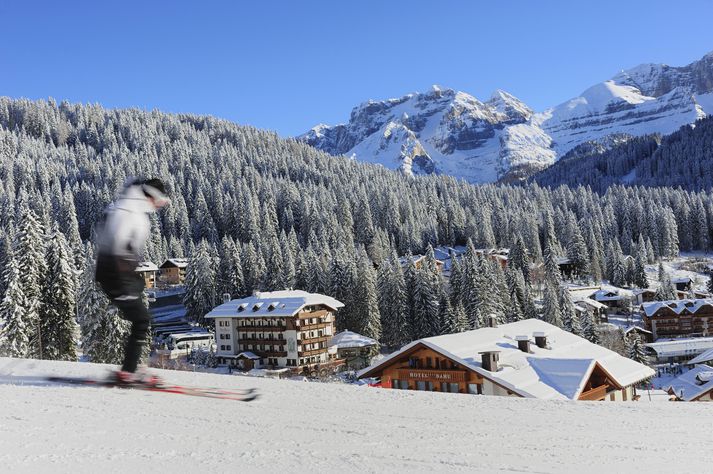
(183, 240, 217, 326)
(654, 263, 677, 301)
(541, 283, 562, 327)
(0, 252, 30, 357)
(353, 249, 381, 342)
(626, 332, 647, 364)
(14, 204, 46, 357)
(40, 229, 79, 361)
(377, 253, 410, 348)
(411, 246, 442, 339)
(559, 286, 582, 335)
(580, 310, 600, 344)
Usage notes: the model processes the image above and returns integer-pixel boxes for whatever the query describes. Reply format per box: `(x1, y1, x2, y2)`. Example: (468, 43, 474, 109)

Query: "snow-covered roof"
(672, 277, 693, 284)
(641, 299, 713, 317)
(205, 290, 344, 318)
(135, 261, 158, 272)
(329, 330, 378, 349)
(161, 258, 189, 268)
(624, 326, 652, 335)
(592, 285, 634, 302)
(358, 319, 654, 400)
(688, 347, 713, 365)
(236, 351, 261, 360)
(666, 365, 713, 401)
(644, 337, 713, 358)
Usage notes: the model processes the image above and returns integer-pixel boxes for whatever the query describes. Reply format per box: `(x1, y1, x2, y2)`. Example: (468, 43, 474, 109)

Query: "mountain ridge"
(299, 51, 713, 183)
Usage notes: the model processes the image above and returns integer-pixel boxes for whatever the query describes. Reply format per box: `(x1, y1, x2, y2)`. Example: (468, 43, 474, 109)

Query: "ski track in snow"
(0, 358, 711, 473)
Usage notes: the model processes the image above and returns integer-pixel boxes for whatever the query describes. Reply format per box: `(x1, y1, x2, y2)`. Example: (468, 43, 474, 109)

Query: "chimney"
(487, 315, 498, 328)
(222, 293, 231, 304)
(479, 351, 500, 372)
(533, 331, 548, 349)
(515, 335, 531, 353)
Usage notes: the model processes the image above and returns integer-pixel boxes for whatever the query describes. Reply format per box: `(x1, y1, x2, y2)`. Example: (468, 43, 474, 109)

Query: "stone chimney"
(479, 351, 500, 372)
(534, 331, 548, 349)
(222, 293, 231, 304)
(487, 315, 498, 328)
(515, 335, 531, 353)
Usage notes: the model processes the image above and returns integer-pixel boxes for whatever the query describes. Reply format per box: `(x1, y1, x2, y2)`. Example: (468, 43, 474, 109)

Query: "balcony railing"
(578, 385, 608, 401)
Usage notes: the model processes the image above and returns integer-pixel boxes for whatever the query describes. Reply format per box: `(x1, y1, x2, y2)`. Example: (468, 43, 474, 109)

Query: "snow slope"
(300, 51, 713, 184)
(1, 358, 712, 473)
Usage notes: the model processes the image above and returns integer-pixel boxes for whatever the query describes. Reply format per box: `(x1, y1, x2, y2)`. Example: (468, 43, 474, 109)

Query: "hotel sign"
(398, 369, 466, 382)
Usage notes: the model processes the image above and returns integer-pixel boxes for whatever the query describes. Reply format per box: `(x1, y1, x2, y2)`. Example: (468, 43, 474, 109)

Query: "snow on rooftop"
(359, 319, 654, 400)
(687, 347, 713, 365)
(135, 261, 158, 272)
(205, 290, 344, 318)
(161, 258, 189, 268)
(642, 299, 713, 317)
(329, 330, 378, 349)
(644, 337, 713, 357)
(666, 365, 713, 401)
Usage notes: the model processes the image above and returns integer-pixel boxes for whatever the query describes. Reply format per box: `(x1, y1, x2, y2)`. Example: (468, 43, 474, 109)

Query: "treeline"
(532, 115, 713, 192)
(0, 97, 710, 359)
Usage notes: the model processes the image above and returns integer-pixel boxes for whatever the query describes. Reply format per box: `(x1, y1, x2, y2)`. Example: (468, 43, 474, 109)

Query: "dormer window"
(268, 302, 279, 311)
(237, 303, 247, 312)
(253, 302, 263, 312)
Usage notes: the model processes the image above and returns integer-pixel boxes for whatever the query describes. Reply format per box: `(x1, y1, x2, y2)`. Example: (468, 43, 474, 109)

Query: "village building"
(328, 330, 379, 370)
(206, 290, 345, 376)
(358, 319, 653, 401)
(624, 326, 653, 344)
(568, 286, 610, 323)
(474, 248, 509, 270)
(672, 277, 694, 293)
(687, 346, 713, 366)
(666, 365, 713, 401)
(135, 261, 158, 289)
(644, 337, 713, 364)
(632, 288, 657, 305)
(398, 255, 445, 272)
(641, 299, 713, 340)
(159, 258, 189, 285)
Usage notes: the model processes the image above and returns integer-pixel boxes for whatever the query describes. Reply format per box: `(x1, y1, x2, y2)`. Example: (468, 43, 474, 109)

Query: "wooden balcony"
(297, 321, 332, 331)
(578, 385, 608, 401)
(239, 338, 287, 345)
(299, 348, 329, 357)
(298, 335, 330, 345)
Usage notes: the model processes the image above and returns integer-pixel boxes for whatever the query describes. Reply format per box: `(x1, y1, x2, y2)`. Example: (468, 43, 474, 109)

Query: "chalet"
(398, 255, 445, 273)
(358, 319, 654, 401)
(206, 290, 344, 376)
(632, 288, 657, 305)
(643, 337, 713, 364)
(641, 299, 713, 340)
(475, 248, 509, 270)
(672, 277, 694, 293)
(556, 257, 575, 278)
(666, 365, 713, 401)
(568, 286, 610, 323)
(328, 330, 379, 370)
(591, 286, 634, 311)
(159, 258, 189, 285)
(624, 326, 653, 344)
(135, 261, 158, 289)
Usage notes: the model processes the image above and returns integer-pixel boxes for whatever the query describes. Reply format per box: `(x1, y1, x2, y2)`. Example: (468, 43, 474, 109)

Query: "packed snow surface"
(1, 358, 712, 473)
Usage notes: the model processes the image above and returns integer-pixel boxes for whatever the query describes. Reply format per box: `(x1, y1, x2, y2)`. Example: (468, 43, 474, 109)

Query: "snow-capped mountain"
(299, 51, 713, 183)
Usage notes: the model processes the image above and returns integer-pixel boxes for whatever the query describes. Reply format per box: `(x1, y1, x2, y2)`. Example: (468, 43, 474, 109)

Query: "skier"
(95, 178, 171, 386)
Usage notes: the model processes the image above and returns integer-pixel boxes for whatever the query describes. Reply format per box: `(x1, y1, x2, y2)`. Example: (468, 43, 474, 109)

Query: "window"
(393, 379, 401, 389)
(416, 381, 427, 391)
(226, 345, 231, 351)
(449, 383, 459, 393)
(440, 382, 448, 392)
(220, 345, 225, 351)
(426, 357, 432, 368)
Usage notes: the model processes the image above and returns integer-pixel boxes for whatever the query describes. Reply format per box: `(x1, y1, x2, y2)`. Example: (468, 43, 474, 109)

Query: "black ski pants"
(113, 297, 150, 373)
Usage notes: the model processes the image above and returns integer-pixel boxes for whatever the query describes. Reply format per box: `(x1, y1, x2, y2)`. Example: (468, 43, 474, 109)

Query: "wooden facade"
(364, 342, 636, 401)
(159, 259, 188, 285)
(643, 302, 713, 340)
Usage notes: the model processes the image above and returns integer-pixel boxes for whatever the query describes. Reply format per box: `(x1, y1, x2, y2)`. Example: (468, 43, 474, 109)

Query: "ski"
(43, 376, 259, 402)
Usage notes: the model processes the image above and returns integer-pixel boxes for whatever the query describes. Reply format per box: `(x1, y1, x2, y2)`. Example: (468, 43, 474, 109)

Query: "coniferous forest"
(0, 97, 711, 360)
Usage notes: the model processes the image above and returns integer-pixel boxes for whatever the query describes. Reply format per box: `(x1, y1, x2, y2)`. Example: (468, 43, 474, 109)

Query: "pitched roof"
(644, 337, 713, 358)
(205, 290, 344, 318)
(642, 299, 713, 317)
(329, 330, 378, 349)
(688, 347, 713, 365)
(666, 365, 713, 401)
(135, 261, 158, 272)
(161, 258, 189, 268)
(358, 319, 654, 400)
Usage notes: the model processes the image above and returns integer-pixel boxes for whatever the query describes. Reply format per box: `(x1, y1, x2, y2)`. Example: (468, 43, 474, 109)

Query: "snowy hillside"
(2, 358, 713, 473)
(300, 51, 713, 183)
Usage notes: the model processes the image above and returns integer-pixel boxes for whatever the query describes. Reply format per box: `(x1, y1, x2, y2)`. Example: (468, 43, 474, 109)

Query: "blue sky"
(1, 1, 712, 136)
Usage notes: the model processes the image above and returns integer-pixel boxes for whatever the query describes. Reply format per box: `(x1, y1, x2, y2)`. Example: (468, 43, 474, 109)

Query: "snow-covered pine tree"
(14, 203, 46, 358)
(565, 215, 589, 279)
(411, 246, 442, 339)
(543, 240, 561, 287)
(353, 248, 381, 342)
(509, 233, 529, 283)
(328, 246, 358, 332)
(541, 283, 562, 327)
(654, 262, 677, 301)
(504, 266, 525, 322)
(632, 238, 649, 288)
(377, 252, 410, 349)
(580, 310, 600, 344)
(0, 252, 30, 357)
(40, 228, 79, 361)
(559, 286, 582, 335)
(625, 332, 647, 364)
(183, 240, 217, 326)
